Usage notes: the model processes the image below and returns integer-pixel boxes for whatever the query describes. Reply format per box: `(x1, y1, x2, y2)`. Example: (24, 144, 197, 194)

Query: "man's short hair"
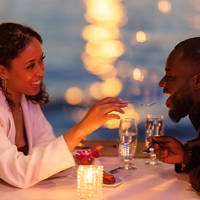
(175, 37, 200, 72)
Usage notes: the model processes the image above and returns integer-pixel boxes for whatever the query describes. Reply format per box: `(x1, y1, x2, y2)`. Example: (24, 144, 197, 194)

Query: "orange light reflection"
(104, 104, 140, 129)
(82, 0, 127, 104)
(89, 82, 104, 100)
(84, 0, 127, 26)
(132, 68, 145, 82)
(82, 25, 120, 42)
(101, 78, 123, 97)
(85, 40, 125, 59)
(158, 0, 171, 14)
(65, 87, 83, 105)
(136, 31, 147, 43)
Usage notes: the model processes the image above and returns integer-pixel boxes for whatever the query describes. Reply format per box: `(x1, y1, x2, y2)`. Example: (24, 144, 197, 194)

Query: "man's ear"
(192, 73, 200, 90)
(0, 65, 8, 79)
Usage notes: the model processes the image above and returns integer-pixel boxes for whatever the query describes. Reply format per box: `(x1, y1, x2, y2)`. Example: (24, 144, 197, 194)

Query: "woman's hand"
(149, 136, 185, 164)
(79, 97, 128, 137)
(63, 97, 127, 152)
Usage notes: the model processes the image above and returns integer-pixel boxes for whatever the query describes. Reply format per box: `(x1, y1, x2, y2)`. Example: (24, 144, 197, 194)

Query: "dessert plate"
(103, 176, 122, 188)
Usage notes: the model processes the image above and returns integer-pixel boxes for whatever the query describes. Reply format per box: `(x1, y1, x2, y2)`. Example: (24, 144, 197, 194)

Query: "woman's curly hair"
(0, 22, 49, 106)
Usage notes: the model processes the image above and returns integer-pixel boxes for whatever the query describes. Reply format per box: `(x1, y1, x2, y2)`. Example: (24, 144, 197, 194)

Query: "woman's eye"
(26, 63, 35, 69)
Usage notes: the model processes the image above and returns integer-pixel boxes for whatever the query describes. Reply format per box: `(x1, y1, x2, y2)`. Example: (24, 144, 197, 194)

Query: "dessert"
(103, 171, 115, 184)
(75, 145, 116, 185)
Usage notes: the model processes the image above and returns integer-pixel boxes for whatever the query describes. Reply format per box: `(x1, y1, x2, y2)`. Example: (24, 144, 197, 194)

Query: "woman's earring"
(2, 78, 7, 92)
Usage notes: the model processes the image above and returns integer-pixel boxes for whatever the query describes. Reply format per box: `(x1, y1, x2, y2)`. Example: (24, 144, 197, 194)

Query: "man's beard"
(167, 90, 193, 123)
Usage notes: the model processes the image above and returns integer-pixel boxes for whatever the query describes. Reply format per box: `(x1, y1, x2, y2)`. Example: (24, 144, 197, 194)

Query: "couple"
(0, 22, 199, 192)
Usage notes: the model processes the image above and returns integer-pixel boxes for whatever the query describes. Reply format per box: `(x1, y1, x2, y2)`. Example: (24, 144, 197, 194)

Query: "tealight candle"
(77, 165, 103, 200)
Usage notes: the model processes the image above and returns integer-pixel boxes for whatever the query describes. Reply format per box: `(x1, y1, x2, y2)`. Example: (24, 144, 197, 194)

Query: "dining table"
(0, 156, 199, 200)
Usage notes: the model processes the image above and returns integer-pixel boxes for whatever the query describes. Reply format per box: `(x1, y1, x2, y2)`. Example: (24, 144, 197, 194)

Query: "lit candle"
(77, 165, 103, 199)
(87, 168, 93, 183)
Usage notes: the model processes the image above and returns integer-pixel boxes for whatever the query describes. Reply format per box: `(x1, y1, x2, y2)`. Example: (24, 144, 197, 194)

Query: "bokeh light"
(101, 78, 123, 97)
(189, 15, 200, 30)
(65, 87, 83, 105)
(116, 60, 132, 79)
(104, 104, 140, 129)
(89, 82, 104, 100)
(85, 40, 125, 59)
(84, 0, 127, 26)
(158, 0, 171, 14)
(136, 31, 147, 43)
(132, 68, 144, 82)
(82, 0, 127, 103)
(82, 25, 120, 42)
(82, 54, 114, 75)
(99, 67, 117, 80)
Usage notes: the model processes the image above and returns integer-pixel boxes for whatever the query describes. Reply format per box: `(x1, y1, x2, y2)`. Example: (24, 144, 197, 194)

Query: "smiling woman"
(0, 23, 49, 107)
(3, 38, 45, 98)
(0, 22, 128, 188)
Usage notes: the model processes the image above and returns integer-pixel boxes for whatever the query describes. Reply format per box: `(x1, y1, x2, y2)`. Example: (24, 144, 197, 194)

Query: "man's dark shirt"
(175, 138, 200, 192)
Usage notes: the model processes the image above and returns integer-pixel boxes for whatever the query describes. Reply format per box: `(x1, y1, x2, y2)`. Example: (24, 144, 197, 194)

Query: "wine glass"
(118, 118, 138, 170)
(145, 114, 164, 165)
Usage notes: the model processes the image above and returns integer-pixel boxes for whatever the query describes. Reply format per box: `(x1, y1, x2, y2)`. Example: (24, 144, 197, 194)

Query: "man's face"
(159, 49, 195, 122)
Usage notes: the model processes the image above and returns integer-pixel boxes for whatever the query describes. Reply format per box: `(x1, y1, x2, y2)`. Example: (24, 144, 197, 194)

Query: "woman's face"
(5, 38, 45, 100)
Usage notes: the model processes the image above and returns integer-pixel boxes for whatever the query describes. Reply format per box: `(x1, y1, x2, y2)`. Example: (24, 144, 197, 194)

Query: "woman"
(0, 22, 127, 188)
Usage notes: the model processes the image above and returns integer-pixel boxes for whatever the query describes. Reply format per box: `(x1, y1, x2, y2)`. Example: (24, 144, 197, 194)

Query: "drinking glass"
(118, 118, 138, 170)
(145, 114, 164, 165)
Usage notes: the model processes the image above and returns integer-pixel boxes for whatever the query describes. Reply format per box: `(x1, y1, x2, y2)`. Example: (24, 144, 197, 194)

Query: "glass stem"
(124, 162, 130, 170)
(149, 148, 157, 165)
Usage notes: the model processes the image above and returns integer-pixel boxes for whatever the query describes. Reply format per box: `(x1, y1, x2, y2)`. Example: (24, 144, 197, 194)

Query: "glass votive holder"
(77, 165, 103, 200)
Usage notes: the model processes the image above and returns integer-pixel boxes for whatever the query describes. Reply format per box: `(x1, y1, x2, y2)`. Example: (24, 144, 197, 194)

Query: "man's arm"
(161, 138, 200, 192)
(178, 141, 200, 192)
(150, 136, 200, 191)
(175, 138, 200, 173)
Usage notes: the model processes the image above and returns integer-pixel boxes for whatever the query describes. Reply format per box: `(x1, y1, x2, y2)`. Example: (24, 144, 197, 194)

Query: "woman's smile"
(31, 80, 41, 88)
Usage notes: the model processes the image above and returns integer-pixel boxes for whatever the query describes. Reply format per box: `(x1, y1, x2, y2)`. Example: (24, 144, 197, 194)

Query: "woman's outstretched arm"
(63, 97, 127, 151)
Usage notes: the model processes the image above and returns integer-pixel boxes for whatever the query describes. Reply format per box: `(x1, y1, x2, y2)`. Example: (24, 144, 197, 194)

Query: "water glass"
(77, 165, 103, 200)
(118, 118, 138, 170)
(145, 114, 164, 165)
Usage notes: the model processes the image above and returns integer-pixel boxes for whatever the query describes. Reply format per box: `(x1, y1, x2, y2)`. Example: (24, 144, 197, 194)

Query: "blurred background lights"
(81, 0, 127, 105)
(192, 0, 200, 12)
(82, 25, 120, 42)
(101, 78, 123, 97)
(85, 40, 125, 59)
(104, 104, 140, 129)
(136, 31, 147, 43)
(65, 87, 83, 105)
(132, 85, 141, 96)
(99, 67, 117, 80)
(89, 82, 104, 100)
(83, 58, 114, 75)
(158, 0, 171, 14)
(151, 72, 160, 83)
(116, 60, 132, 79)
(132, 68, 144, 82)
(84, 0, 127, 26)
(189, 15, 200, 30)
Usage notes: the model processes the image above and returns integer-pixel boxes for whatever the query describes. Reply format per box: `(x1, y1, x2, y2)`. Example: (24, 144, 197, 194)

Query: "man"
(150, 37, 200, 192)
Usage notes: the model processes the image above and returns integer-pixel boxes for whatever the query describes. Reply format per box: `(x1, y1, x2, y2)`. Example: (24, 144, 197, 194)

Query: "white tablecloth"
(0, 157, 199, 200)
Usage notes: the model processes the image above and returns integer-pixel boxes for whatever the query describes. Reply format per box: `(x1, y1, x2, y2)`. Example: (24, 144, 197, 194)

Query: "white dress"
(0, 90, 75, 188)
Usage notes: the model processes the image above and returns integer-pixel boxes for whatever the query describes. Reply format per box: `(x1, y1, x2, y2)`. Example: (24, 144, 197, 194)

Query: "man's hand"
(149, 136, 185, 164)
